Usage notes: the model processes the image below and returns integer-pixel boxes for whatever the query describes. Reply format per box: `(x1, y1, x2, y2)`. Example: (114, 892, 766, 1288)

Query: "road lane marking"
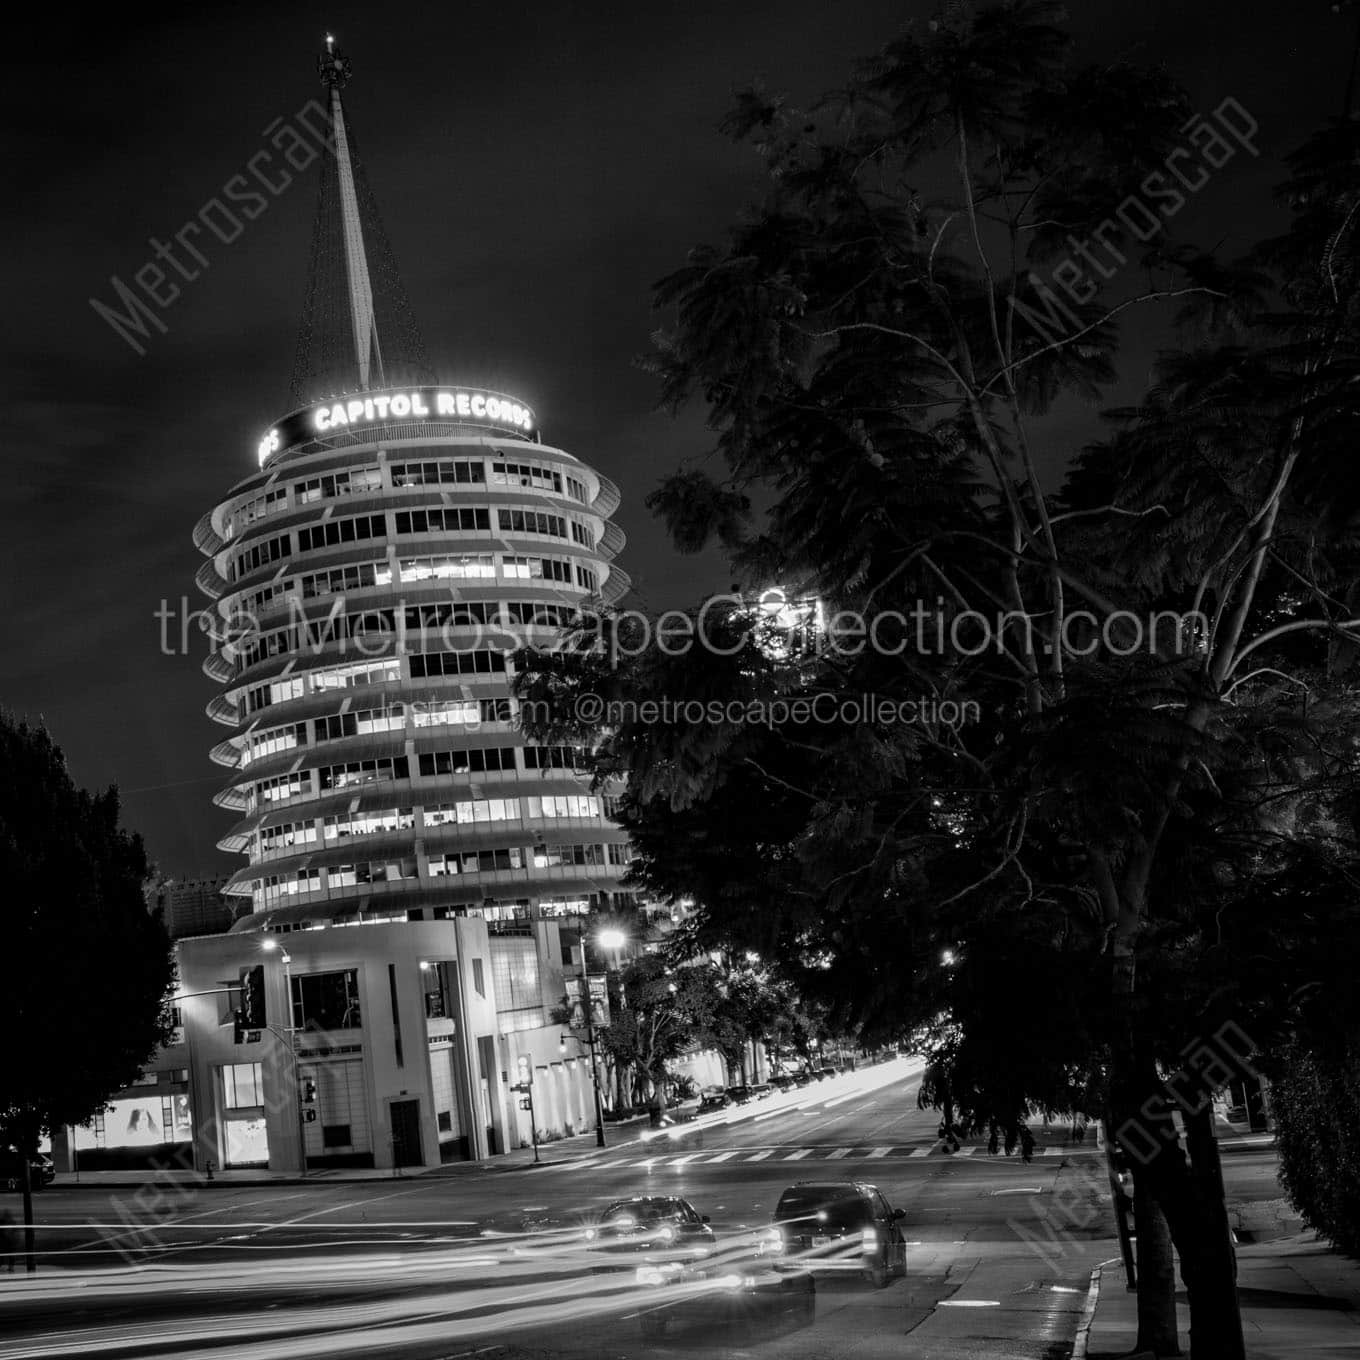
(706, 1152, 738, 1162)
(826, 1148, 852, 1159)
(868, 1147, 891, 1158)
(786, 1149, 813, 1160)
(746, 1150, 774, 1161)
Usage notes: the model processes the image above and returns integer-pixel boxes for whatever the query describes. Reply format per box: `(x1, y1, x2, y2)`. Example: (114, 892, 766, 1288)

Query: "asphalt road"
(0, 1060, 1284, 1360)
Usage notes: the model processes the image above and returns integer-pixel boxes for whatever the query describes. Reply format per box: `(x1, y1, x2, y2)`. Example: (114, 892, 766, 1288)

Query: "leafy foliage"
(0, 712, 174, 1152)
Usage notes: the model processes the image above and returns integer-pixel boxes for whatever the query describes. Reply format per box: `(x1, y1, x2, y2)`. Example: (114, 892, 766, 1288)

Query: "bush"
(1270, 1035, 1360, 1257)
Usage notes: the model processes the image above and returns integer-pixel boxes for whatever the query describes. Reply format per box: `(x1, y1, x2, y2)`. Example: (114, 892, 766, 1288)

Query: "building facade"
(64, 41, 645, 1176)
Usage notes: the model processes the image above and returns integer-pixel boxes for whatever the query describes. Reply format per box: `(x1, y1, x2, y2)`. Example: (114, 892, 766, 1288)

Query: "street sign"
(565, 975, 611, 1029)
(519, 1098, 532, 1111)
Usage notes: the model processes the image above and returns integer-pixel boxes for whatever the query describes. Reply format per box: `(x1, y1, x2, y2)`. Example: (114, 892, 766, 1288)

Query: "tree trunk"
(1117, 1065, 1246, 1360)
(1181, 1102, 1245, 1360)
(1133, 1174, 1180, 1355)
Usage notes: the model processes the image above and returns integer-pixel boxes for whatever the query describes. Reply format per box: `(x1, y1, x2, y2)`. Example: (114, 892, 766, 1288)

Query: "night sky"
(2, 1, 1340, 875)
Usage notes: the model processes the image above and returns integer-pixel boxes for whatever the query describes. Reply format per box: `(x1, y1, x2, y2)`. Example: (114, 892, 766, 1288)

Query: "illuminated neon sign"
(257, 386, 537, 466)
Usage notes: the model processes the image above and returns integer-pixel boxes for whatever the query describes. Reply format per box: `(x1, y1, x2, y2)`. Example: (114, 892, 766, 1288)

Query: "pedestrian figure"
(0, 1209, 17, 1272)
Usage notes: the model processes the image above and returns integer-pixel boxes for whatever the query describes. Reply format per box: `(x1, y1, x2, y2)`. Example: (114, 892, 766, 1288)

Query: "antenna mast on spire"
(289, 35, 431, 407)
(319, 35, 382, 390)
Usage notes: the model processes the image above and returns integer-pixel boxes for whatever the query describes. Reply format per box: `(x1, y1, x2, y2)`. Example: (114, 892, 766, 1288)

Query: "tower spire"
(289, 36, 431, 407)
(318, 36, 382, 390)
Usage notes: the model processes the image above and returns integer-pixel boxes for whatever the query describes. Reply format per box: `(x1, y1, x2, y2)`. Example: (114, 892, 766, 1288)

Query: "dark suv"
(762, 1182, 907, 1288)
(0, 1149, 55, 1192)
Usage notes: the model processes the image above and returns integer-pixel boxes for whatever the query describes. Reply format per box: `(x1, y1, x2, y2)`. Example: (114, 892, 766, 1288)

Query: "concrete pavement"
(1079, 1233, 1360, 1359)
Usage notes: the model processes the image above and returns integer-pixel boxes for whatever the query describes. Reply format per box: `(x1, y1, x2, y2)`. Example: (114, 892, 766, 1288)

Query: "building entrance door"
(390, 1099, 422, 1168)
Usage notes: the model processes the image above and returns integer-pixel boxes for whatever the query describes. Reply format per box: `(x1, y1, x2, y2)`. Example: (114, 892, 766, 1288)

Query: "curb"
(1072, 1257, 1121, 1360)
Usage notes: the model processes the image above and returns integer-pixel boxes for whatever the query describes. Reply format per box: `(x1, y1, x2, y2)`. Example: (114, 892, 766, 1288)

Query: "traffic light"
(302, 1078, 317, 1104)
(516, 1054, 532, 1088)
(240, 965, 266, 1026)
(519, 1098, 532, 1111)
(234, 964, 266, 1044)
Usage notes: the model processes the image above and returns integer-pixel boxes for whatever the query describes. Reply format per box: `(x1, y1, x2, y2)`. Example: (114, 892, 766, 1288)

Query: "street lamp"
(575, 928, 625, 1148)
(261, 938, 307, 1177)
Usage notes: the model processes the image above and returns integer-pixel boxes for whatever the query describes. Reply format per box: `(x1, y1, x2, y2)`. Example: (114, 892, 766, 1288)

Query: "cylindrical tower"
(194, 38, 635, 936)
(194, 390, 632, 929)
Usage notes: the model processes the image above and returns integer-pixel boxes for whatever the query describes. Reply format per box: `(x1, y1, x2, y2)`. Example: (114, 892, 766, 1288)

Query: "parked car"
(790, 1070, 814, 1087)
(697, 1091, 732, 1114)
(725, 1085, 754, 1105)
(0, 1149, 54, 1192)
(768, 1073, 796, 1091)
(751, 1083, 774, 1100)
(760, 1182, 908, 1289)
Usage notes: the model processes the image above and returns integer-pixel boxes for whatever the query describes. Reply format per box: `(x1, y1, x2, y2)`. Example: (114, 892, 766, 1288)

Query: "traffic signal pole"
(578, 952, 606, 1147)
(514, 1056, 541, 1164)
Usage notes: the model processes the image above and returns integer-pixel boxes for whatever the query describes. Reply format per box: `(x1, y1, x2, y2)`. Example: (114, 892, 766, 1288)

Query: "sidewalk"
(1077, 1234, 1360, 1359)
(50, 1113, 665, 1191)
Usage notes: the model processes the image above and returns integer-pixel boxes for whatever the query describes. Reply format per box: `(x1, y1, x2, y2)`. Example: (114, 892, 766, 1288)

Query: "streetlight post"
(262, 940, 307, 1177)
(577, 941, 607, 1148)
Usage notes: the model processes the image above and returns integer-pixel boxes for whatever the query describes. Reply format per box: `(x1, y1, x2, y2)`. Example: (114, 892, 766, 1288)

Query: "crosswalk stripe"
(786, 1148, 813, 1160)
(746, 1150, 774, 1161)
(670, 1154, 698, 1168)
(867, 1147, 891, 1158)
(957, 1146, 978, 1157)
(909, 1147, 929, 1157)
(826, 1147, 853, 1159)
(706, 1151, 738, 1162)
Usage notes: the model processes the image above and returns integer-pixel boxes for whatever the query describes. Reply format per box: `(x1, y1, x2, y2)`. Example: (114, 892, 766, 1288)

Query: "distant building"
(160, 876, 235, 939)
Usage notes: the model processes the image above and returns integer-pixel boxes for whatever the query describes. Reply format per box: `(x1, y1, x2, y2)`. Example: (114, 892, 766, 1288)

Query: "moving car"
(760, 1181, 908, 1288)
(0, 1149, 54, 1192)
(583, 1196, 716, 1258)
(633, 1260, 815, 1339)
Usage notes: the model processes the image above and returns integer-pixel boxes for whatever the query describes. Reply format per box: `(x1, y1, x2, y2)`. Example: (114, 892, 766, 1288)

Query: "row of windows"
(296, 514, 386, 554)
(256, 843, 630, 895)
(297, 467, 383, 504)
(315, 704, 406, 743)
(328, 857, 417, 888)
(391, 459, 485, 487)
(498, 508, 565, 539)
(491, 460, 560, 493)
(247, 696, 516, 750)
(256, 794, 606, 855)
(231, 503, 598, 584)
(317, 756, 411, 792)
(248, 745, 591, 808)
(232, 534, 289, 581)
(244, 660, 403, 715)
(234, 552, 598, 617)
(226, 453, 599, 540)
(235, 487, 288, 532)
(430, 842, 630, 876)
(409, 649, 507, 678)
(395, 507, 492, 536)
(418, 747, 517, 776)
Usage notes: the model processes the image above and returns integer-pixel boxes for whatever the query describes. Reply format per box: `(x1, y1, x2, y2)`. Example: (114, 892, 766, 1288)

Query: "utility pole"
(577, 944, 607, 1148)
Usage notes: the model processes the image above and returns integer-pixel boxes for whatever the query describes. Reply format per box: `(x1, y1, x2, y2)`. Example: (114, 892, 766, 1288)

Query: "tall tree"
(519, 6, 1360, 1356)
(0, 712, 174, 1269)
